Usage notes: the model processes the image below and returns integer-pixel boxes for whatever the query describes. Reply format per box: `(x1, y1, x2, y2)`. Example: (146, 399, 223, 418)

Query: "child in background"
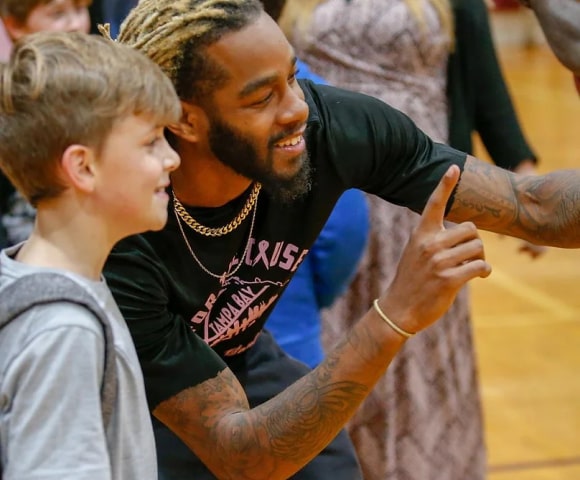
(0, 0, 92, 248)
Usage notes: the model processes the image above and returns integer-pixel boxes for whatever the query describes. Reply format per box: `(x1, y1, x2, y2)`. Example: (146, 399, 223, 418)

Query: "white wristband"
(372, 299, 415, 339)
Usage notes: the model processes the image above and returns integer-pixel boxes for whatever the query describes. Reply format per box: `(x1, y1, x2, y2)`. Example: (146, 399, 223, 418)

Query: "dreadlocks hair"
(117, 0, 264, 104)
(259, 0, 287, 22)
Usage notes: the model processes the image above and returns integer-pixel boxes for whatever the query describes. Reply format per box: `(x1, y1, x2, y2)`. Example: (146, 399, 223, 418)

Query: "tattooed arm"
(152, 166, 492, 479)
(154, 324, 400, 479)
(448, 156, 580, 247)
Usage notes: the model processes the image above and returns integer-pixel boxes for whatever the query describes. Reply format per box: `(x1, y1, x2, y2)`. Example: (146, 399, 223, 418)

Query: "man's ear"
(167, 101, 209, 142)
(2, 15, 29, 40)
(60, 145, 97, 194)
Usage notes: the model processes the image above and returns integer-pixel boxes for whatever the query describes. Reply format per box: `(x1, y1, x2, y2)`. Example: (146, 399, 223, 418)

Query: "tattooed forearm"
(450, 160, 517, 225)
(524, 171, 580, 244)
(256, 343, 370, 462)
(154, 311, 403, 479)
(450, 157, 580, 247)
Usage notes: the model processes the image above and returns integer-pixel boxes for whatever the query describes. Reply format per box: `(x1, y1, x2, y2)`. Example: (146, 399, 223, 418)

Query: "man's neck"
(170, 143, 253, 208)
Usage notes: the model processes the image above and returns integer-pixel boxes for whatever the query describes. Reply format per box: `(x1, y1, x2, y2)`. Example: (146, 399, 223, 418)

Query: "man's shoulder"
(299, 79, 409, 130)
(299, 79, 365, 114)
(299, 79, 363, 120)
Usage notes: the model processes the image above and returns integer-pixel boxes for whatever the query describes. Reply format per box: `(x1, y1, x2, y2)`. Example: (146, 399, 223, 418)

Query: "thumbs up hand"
(376, 165, 492, 335)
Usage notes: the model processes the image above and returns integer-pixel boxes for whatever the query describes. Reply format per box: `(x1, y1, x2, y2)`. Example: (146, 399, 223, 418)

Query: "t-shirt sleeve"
(104, 235, 228, 410)
(305, 83, 468, 214)
(2, 305, 111, 480)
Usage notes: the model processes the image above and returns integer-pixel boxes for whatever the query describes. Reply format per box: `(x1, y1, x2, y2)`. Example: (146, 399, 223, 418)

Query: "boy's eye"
(146, 137, 161, 148)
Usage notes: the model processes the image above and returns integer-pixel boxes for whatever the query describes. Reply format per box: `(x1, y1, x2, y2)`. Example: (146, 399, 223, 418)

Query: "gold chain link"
(172, 182, 261, 237)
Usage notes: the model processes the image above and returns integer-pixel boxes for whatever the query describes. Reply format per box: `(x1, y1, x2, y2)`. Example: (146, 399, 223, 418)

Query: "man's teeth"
(276, 135, 302, 147)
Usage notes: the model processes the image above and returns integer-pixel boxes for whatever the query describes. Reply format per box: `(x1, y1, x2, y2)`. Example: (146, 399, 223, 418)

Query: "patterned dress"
(292, 1, 486, 478)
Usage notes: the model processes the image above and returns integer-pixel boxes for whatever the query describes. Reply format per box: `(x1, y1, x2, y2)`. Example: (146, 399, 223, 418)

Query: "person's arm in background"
(525, 0, 580, 85)
(449, 0, 546, 257)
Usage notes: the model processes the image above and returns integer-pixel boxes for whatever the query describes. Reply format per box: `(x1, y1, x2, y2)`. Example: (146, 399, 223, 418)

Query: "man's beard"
(207, 115, 312, 204)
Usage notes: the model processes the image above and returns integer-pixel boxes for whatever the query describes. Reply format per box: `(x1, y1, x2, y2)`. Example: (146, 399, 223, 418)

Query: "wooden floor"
(470, 45, 580, 479)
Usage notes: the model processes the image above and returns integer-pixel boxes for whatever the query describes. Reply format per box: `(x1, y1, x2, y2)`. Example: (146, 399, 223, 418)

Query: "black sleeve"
(104, 235, 227, 411)
(456, 0, 536, 169)
(303, 82, 467, 214)
(0, 173, 15, 214)
(0, 174, 14, 248)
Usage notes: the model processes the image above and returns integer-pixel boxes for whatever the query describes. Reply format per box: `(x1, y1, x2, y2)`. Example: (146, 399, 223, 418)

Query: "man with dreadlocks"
(103, 0, 580, 478)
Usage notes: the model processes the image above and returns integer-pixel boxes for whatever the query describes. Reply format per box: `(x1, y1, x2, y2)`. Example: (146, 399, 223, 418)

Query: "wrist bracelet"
(372, 299, 415, 339)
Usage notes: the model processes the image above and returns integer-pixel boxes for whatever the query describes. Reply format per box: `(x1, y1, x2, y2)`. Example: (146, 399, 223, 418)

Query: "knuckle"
(462, 221, 478, 234)
(436, 269, 458, 287)
(418, 240, 437, 259)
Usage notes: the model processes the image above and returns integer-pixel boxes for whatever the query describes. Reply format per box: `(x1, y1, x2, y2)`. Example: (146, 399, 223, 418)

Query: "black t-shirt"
(103, 80, 467, 410)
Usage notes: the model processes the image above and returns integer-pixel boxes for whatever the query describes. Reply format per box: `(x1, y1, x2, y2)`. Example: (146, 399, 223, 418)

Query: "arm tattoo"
(453, 161, 516, 221)
(154, 314, 395, 478)
(260, 345, 369, 462)
(451, 159, 580, 247)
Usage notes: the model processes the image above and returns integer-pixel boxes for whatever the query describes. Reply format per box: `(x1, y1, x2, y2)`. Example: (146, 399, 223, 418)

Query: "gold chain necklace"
(173, 194, 258, 286)
(172, 182, 261, 237)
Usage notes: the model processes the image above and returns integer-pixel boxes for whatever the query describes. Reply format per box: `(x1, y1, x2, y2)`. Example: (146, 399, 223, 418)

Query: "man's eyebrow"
(238, 56, 299, 99)
(238, 74, 278, 99)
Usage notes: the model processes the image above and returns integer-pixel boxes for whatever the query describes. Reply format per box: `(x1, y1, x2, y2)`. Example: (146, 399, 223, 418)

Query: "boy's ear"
(60, 145, 97, 193)
(2, 15, 29, 40)
(166, 101, 209, 142)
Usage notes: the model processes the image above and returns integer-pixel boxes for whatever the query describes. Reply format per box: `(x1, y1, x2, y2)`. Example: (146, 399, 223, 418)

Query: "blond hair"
(0, 31, 181, 206)
(279, 0, 454, 49)
(117, 0, 264, 103)
(405, 0, 454, 46)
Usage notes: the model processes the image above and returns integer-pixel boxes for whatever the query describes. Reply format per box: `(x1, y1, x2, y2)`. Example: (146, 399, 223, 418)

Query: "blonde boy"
(0, 31, 180, 479)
